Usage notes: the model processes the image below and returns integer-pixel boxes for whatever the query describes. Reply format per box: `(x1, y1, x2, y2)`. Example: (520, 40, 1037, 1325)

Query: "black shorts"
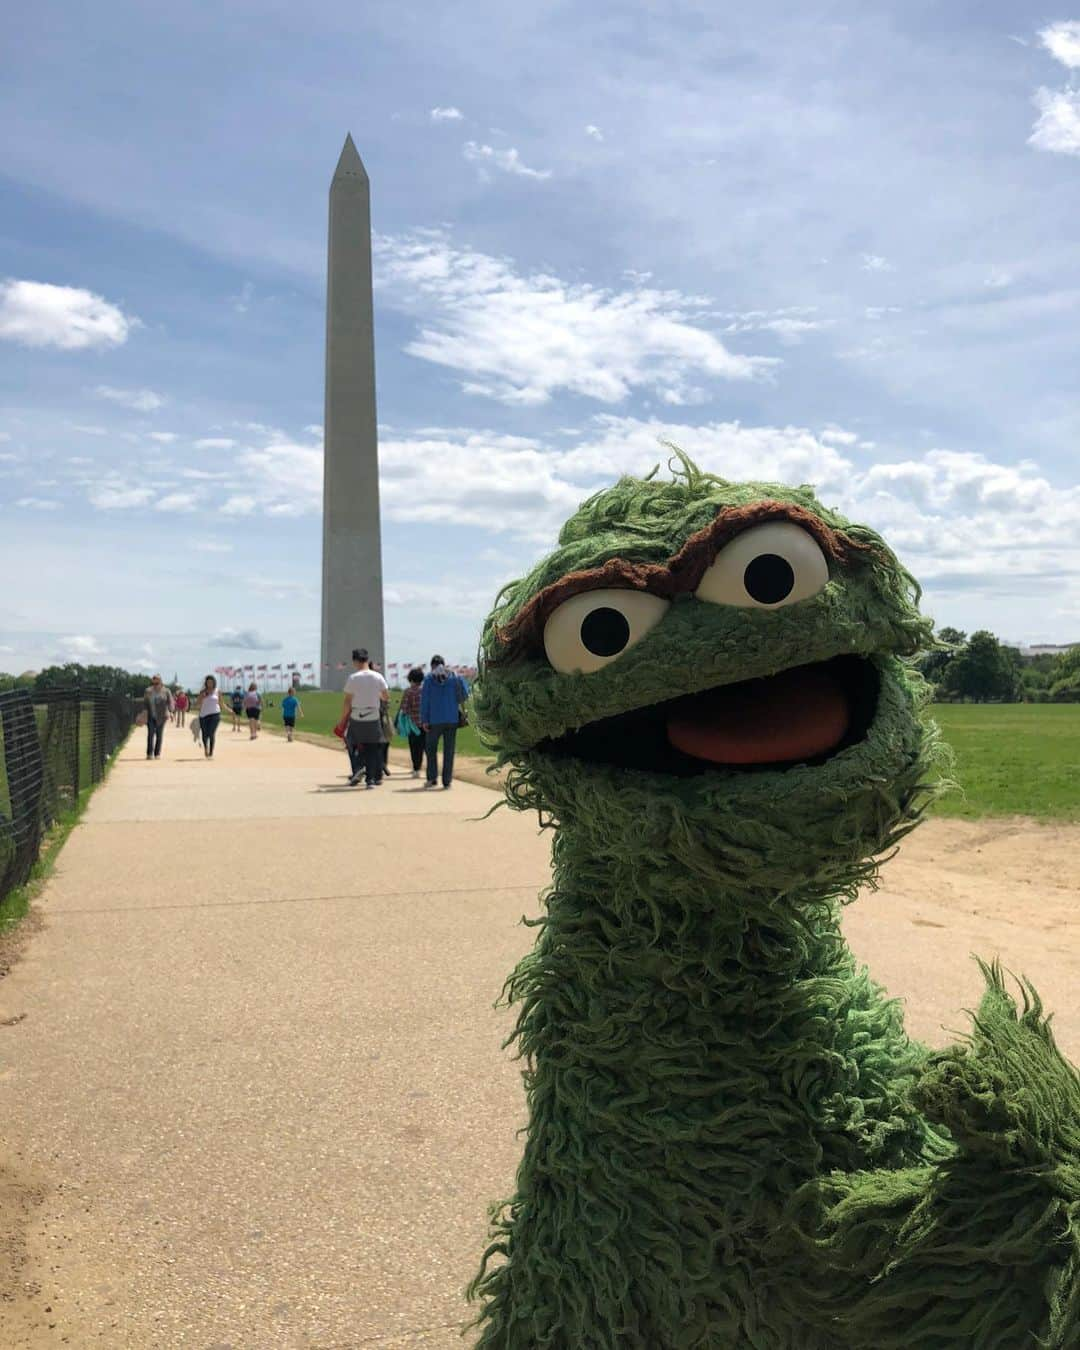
(246, 707, 260, 720)
(283, 717, 296, 728)
(231, 703, 243, 715)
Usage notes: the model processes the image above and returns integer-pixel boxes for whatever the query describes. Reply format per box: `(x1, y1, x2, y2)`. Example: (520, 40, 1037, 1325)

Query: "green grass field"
(928, 704, 1080, 821)
(258, 692, 1079, 822)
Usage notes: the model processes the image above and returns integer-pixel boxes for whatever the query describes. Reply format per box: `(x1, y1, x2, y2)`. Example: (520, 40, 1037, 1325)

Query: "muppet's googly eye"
(695, 522, 829, 609)
(543, 589, 670, 675)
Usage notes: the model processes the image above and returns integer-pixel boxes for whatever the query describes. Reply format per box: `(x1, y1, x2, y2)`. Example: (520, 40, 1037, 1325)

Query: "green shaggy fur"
(467, 457, 1080, 1347)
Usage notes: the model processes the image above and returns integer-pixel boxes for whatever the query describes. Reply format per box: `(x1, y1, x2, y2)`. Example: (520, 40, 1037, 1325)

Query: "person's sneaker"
(424, 781, 437, 789)
(365, 781, 375, 790)
(411, 770, 420, 779)
(443, 782, 452, 789)
(349, 771, 364, 786)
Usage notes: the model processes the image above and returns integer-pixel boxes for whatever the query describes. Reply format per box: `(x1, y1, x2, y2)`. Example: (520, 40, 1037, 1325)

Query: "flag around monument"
(320, 133, 385, 683)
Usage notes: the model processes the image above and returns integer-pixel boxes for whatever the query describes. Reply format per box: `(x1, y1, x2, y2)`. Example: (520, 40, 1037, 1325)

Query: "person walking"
(243, 683, 262, 739)
(229, 685, 245, 732)
(420, 656, 469, 790)
(281, 687, 303, 742)
(342, 648, 388, 789)
(143, 674, 172, 759)
(196, 675, 222, 759)
(396, 667, 426, 778)
(174, 688, 188, 728)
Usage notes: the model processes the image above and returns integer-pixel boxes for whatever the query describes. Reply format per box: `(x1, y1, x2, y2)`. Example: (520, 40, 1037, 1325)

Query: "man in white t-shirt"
(342, 647, 389, 788)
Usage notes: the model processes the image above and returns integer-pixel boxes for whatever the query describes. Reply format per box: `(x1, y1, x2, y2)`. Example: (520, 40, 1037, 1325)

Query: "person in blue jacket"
(419, 655, 469, 789)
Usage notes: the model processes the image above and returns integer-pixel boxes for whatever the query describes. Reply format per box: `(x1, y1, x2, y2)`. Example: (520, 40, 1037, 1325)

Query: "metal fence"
(0, 685, 135, 905)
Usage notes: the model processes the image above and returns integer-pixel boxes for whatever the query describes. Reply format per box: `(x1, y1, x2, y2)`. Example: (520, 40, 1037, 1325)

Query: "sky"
(2, 1, 1080, 684)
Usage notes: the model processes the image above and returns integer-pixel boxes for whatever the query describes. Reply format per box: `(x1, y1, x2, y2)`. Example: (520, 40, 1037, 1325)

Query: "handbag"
(135, 709, 148, 727)
(333, 714, 349, 739)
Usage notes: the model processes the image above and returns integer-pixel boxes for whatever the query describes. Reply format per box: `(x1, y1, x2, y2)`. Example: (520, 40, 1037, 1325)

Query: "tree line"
(0, 663, 152, 698)
(918, 630, 1080, 703)
(2, 643, 1078, 706)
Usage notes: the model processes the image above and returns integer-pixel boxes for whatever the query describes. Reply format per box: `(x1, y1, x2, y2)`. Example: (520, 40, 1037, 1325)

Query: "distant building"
(1020, 643, 1078, 658)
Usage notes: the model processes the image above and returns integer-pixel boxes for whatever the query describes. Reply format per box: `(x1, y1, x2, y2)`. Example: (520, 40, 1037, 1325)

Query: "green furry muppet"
(467, 456, 1080, 1348)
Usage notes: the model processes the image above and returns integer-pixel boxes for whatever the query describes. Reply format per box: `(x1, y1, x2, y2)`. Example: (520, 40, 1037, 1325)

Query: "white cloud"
(463, 141, 552, 180)
(195, 437, 236, 449)
(88, 483, 155, 509)
(1039, 21, 1080, 69)
(16, 496, 60, 510)
(196, 415, 1080, 627)
(94, 384, 165, 412)
(384, 579, 496, 618)
(209, 627, 282, 651)
(860, 253, 894, 272)
(190, 538, 233, 553)
(0, 280, 135, 350)
(376, 232, 776, 405)
(984, 268, 1013, 289)
(721, 309, 834, 344)
(154, 492, 198, 513)
(220, 494, 256, 516)
(430, 106, 464, 121)
(0, 452, 20, 463)
(1029, 87, 1080, 155)
(60, 634, 104, 658)
(585, 124, 604, 141)
(149, 431, 179, 443)
(820, 425, 859, 445)
(70, 423, 108, 435)
(235, 441, 321, 516)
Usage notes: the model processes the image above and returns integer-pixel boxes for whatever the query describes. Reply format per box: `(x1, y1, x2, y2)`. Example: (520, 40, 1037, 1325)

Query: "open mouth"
(537, 655, 880, 777)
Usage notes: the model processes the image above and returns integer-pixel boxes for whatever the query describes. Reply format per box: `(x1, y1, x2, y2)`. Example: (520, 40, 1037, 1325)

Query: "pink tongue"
(666, 666, 850, 766)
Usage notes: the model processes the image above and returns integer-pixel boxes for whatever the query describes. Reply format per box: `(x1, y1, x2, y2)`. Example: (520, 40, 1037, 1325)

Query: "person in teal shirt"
(281, 689, 303, 743)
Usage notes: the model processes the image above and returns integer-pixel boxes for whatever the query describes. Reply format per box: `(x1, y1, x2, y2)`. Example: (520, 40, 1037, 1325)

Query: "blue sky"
(2, 1, 1080, 683)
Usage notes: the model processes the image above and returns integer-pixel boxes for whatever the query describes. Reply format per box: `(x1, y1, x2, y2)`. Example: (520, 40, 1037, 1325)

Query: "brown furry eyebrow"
(491, 500, 872, 663)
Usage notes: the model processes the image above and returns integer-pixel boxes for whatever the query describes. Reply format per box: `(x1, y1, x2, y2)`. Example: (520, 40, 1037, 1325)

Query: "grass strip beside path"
(0, 730, 132, 935)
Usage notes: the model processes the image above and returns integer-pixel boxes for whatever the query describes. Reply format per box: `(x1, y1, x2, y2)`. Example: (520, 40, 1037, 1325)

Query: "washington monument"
(320, 133, 384, 682)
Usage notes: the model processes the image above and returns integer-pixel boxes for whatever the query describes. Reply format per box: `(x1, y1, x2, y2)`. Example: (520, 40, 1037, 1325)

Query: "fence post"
(72, 684, 81, 801)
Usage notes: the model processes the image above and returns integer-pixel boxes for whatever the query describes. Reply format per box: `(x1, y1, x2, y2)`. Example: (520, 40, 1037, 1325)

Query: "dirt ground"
(1, 770, 1078, 1345)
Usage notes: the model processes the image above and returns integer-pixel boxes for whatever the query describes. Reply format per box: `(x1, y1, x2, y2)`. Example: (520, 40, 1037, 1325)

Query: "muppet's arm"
(785, 964, 1080, 1348)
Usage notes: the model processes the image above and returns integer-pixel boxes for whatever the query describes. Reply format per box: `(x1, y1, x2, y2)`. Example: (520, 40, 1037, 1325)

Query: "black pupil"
(580, 607, 631, 657)
(744, 554, 795, 604)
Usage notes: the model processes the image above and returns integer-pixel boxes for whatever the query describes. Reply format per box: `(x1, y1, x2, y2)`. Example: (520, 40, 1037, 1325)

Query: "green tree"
(918, 626, 966, 690)
(940, 630, 1022, 703)
(1048, 644, 1080, 703)
(34, 663, 145, 697)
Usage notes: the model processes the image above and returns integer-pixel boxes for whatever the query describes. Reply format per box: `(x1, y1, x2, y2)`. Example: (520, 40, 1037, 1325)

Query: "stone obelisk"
(320, 133, 384, 684)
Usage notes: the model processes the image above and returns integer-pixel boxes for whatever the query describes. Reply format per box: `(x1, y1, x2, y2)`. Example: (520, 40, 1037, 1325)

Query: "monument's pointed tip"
(333, 133, 368, 183)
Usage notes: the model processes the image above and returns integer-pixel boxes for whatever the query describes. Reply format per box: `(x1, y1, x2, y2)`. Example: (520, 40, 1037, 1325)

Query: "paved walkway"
(1, 726, 1077, 1347)
(1, 727, 550, 1347)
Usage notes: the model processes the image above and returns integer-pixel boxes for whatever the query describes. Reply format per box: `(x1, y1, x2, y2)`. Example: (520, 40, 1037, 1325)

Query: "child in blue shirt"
(281, 688, 303, 742)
